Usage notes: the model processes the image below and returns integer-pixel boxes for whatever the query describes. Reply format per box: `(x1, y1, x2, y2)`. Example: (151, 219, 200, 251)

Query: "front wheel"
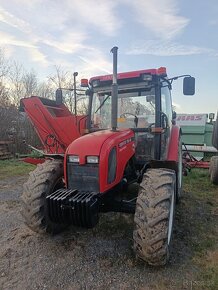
(209, 156, 218, 185)
(133, 168, 176, 266)
(21, 159, 67, 234)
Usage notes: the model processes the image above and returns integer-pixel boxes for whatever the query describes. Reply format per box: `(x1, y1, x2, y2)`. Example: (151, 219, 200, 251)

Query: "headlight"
(141, 73, 152, 81)
(87, 156, 99, 164)
(68, 155, 79, 163)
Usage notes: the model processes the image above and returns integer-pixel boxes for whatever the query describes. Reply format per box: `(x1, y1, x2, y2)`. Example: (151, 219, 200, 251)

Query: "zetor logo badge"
(119, 138, 132, 148)
(177, 115, 203, 121)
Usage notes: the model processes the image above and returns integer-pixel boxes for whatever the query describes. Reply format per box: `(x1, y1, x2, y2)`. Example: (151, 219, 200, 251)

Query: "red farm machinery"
(20, 47, 195, 266)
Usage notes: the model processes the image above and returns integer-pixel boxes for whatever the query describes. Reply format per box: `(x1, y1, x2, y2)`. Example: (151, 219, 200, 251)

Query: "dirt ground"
(0, 171, 217, 290)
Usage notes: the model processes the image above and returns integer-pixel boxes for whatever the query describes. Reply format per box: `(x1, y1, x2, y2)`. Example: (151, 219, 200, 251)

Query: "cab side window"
(161, 83, 172, 126)
(160, 82, 172, 159)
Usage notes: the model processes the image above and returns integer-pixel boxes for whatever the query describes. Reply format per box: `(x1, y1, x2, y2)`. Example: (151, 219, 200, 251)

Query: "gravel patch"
(0, 176, 201, 290)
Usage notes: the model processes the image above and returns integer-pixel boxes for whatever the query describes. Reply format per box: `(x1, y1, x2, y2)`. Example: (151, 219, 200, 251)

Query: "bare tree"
(22, 70, 38, 97)
(37, 81, 54, 99)
(9, 61, 25, 106)
(47, 66, 89, 114)
(47, 65, 75, 111)
(48, 65, 73, 88)
(0, 48, 10, 107)
(0, 49, 10, 79)
(0, 83, 10, 107)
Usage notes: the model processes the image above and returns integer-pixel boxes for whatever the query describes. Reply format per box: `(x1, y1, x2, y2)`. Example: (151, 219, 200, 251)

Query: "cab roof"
(89, 67, 167, 84)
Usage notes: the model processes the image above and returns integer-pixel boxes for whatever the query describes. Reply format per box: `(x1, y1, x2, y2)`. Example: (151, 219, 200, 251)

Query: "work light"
(141, 74, 152, 81)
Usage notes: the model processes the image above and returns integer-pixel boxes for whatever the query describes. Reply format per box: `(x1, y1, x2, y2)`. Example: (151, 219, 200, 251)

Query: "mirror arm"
(168, 74, 192, 84)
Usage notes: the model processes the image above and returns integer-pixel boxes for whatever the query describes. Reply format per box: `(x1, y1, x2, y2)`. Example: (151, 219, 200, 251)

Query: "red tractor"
(21, 47, 195, 266)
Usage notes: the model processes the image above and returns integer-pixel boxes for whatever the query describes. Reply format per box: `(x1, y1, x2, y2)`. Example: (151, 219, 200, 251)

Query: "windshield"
(91, 88, 155, 130)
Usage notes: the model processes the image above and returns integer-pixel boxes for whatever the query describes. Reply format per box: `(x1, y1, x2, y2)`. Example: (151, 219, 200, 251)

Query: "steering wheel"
(120, 112, 136, 118)
(148, 123, 155, 129)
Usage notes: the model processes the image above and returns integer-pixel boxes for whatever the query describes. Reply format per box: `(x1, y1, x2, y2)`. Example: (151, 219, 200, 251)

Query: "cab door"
(160, 82, 173, 159)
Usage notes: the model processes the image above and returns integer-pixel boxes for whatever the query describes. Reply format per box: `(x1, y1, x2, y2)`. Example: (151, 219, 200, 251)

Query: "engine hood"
(66, 129, 133, 165)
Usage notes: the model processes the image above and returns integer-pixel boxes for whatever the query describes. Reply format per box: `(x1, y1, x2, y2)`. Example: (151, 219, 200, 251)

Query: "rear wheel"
(21, 159, 67, 234)
(176, 138, 183, 203)
(210, 156, 218, 185)
(133, 168, 176, 266)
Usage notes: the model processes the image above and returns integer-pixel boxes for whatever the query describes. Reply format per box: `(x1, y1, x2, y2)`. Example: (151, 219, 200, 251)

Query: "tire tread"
(133, 168, 175, 266)
(21, 159, 66, 234)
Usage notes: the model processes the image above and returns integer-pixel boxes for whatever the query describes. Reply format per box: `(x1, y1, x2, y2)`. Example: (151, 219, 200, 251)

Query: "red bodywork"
(65, 129, 135, 193)
(22, 157, 46, 165)
(89, 67, 167, 83)
(187, 161, 209, 169)
(167, 125, 181, 162)
(21, 97, 87, 154)
(64, 66, 181, 194)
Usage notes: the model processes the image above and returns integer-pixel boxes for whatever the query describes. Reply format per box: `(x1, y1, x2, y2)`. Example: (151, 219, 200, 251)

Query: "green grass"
(0, 159, 36, 178)
(183, 168, 218, 289)
(184, 168, 217, 198)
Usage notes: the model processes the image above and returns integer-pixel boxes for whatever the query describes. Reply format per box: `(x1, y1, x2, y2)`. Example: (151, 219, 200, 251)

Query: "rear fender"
(150, 125, 181, 172)
(167, 125, 181, 162)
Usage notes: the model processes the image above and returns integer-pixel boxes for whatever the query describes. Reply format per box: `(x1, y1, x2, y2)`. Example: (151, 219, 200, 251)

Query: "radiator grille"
(67, 163, 99, 192)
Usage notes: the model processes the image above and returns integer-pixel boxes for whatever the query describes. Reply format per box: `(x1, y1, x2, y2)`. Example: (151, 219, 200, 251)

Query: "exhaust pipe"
(111, 46, 118, 131)
(73, 72, 78, 123)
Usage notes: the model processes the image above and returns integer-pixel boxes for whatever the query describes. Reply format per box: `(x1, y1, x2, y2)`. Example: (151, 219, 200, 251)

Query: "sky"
(0, 0, 217, 114)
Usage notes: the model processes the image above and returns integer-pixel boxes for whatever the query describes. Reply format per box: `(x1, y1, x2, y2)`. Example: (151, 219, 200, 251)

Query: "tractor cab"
(84, 67, 173, 166)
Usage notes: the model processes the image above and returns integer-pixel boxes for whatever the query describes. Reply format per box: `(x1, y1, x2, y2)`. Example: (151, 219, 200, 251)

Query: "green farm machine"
(209, 114, 218, 184)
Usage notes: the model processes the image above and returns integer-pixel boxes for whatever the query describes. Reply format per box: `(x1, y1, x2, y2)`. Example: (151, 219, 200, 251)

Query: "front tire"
(209, 156, 218, 185)
(133, 168, 176, 266)
(21, 159, 67, 234)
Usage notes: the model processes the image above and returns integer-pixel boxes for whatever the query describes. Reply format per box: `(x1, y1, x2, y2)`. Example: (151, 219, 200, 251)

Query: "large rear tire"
(210, 156, 218, 185)
(133, 168, 176, 266)
(176, 137, 183, 203)
(21, 159, 67, 234)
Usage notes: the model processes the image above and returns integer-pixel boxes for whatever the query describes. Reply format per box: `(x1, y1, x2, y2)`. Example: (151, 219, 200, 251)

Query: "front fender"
(99, 131, 135, 192)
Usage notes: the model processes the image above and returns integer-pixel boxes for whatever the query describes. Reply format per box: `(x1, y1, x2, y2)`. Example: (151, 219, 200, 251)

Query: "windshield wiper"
(95, 94, 110, 113)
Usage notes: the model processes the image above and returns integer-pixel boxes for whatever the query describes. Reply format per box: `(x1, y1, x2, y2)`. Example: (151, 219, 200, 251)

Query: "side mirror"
(209, 113, 215, 120)
(183, 77, 195, 95)
(55, 89, 63, 105)
(209, 113, 215, 123)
